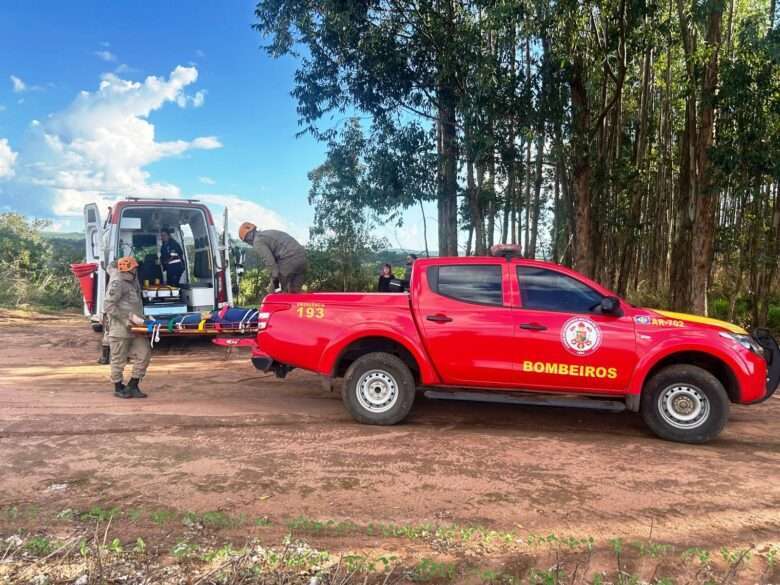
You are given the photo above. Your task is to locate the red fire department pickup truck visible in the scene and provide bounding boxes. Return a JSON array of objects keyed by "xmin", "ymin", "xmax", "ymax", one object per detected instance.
[{"xmin": 250, "ymin": 254, "xmax": 779, "ymax": 443}]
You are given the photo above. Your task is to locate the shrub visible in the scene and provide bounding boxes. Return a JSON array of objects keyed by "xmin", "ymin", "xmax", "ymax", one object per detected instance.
[{"xmin": 0, "ymin": 213, "xmax": 82, "ymax": 309}]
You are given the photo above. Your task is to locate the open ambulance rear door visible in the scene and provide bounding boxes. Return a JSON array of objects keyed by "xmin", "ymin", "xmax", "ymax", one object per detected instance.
[
  {"xmin": 220, "ymin": 206, "xmax": 234, "ymax": 307},
  {"xmin": 83, "ymin": 203, "xmax": 105, "ymax": 320}
]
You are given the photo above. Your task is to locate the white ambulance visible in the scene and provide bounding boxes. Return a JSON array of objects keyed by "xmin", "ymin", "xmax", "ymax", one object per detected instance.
[{"xmin": 81, "ymin": 197, "xmax": 234, "ymax": 331}]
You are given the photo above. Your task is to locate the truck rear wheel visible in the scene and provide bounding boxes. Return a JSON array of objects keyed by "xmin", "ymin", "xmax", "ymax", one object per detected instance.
[
  {"xmin": 342, "ymin": 352, "xmax": 416, "ymax": 425},
  {"xmin": 641, "ymin": 364, "xmax": 729, "ymax": 444}
]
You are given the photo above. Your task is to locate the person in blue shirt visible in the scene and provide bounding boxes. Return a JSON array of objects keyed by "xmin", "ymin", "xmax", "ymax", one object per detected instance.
[{"xmin": 160, "ymin": 228, "xmax": 185, "ymax": 285}]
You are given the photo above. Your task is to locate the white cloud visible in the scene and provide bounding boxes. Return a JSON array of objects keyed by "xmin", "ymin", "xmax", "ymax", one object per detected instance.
[
  {"xmin": 94, "ymin": 50, "xmax": 117, "ymax": 62},
  {"xmin": 10, "ymin": 75, "xmax": 43, "ymax": 93},
  {"xmin": 0, "ymin": 66, "xmax": 303, "ymax": 242},
  {"xmin": 191, "ymin": 90, "xmax": 206, "ymax": 108},
  {"xmin": 2, "ymin": 65, "xmax": 222, "ymax": 218},
  {"xmin": 0, "ymin": 139, "xmax": 17, "ymax": 179},
  {"xmin": 114, "ymin": 64, "xmax": 137, "ymax": 74},
  {"xmin": 176, "ymin": 89, "xmax": 207, "ymax": 109},
  {"xmin": 191, "ymin": 136, "xmax": 220, "ymax": 149},
  {"xmin": 196, "ymin": 194, "xmax": 306, "ymax": 242},
  {"xmin": 10, "ymin": 75, "xmax": 26, "ymax": 93}
]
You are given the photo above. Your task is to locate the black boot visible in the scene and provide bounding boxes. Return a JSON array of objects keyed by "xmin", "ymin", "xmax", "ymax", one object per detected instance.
[
  {"xmin": 114, "ymin": 381, "xmax": 131, "ymax": 399},
  {"xmin": 126, "ymin": 378, "xmax": 147, "ymax": 398},
  {"xmin": 97, "ymin": 346, "xmax": 110, "ymax": 365}
]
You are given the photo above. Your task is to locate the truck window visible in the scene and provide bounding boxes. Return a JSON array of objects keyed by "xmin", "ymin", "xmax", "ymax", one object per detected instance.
[
  {"xmin": 517, "ymin": 266, "xmax": 603, "ymax": 313},
  {"xmin": 428, "ymin": 265, "xmax": 503, "ymax": 306}
]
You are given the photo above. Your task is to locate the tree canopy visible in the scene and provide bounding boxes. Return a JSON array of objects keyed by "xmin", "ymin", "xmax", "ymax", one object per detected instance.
[{"xmin": 254, "ymin": 0, "xmax": 780, "ymax": 327}]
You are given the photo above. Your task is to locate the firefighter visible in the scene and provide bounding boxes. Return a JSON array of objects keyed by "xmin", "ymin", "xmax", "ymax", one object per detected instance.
[
  {"xmin": 104, "ymin": 256, "xmax": 151, "ymax": 399},
  {"xmin": 160, "ymin": 228, "xmax": 185, "ymax": 285},
  {"xmin": 238, "ymin": 222, "xmax": 308, "ymax": 293}
]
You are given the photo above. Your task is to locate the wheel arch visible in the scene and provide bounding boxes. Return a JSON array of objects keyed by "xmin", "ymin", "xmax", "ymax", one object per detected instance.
[
  {"xmin": 639, "ymin": 351, "xmax": 739, "ymax": 404},
  {"xmin": 330, "ymin": 336, "xmax": 423, "ymax": 384}
]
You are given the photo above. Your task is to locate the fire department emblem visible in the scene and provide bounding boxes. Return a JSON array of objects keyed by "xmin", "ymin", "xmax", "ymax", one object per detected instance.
[{"xmin": 561, "ymin": 317, "xmax": 602, "ymax": 356}]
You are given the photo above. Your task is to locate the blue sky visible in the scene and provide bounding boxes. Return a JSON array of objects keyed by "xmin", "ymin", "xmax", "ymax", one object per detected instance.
[{"xmin": 0, "ymin": 1, "xmax": 436, "ymax": 248}]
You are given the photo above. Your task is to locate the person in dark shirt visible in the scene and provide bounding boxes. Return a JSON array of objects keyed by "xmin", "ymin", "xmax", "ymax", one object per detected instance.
[
  {"xmin": 378, "ymin": 263, "xmax": 394, "ymax": 292},
  {"xmin": 160, "ymin": 228, "xmax": 185, "ymax": 285}
]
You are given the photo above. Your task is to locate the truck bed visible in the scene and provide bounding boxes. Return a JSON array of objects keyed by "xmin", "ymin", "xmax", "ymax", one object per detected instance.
[{"xmin": 257, "ymin": 292, "xmax": 435, "ymax": 381}]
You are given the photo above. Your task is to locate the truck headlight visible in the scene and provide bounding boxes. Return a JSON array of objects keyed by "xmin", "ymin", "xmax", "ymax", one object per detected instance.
[{"xmin": 719, "ymin": 332, "xmax": 765, "ymax": 357}]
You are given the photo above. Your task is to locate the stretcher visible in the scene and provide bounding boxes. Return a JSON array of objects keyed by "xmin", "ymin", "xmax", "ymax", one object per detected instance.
[{"xmin": 130, "ymin": 306, "xmax": 260, "ymax": 346}]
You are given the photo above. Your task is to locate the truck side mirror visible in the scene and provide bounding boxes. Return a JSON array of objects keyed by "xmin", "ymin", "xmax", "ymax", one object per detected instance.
[{"xmin": 600, "ymin": 296, "xmax": 623, "ymax": 317}]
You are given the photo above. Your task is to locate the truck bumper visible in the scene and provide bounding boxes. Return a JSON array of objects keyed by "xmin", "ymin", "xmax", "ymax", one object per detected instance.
[{"xmin": 753, "ymin": 329, "xmax": 780, "ymax": 402}]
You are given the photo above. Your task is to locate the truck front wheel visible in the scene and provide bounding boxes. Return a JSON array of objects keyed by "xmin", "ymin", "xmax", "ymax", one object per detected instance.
[
  {"xmin": 641, "ymin": 364, "xmax": 729, "ymax": 444},
  {"xmin": 342, "ymin": 352, "xmax": 416, "ymax": 425}
]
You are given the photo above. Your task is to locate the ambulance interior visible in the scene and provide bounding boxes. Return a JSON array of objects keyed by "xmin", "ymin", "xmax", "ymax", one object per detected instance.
[{"xmin": 116, "ymin": 206, "xmax": 220, "ymax": 315}]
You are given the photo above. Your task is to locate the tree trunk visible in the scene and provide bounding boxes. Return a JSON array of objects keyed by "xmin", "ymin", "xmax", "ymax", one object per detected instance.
[
  {"xmin": 670, "ymin": 98, "xmax": 697, "ymax": 311},
  {"xmin": 691, "ymin": 0, "xmax": 723, "ymax": 315},
  {"xmin": 437, "ymin": 82, "xmax": 459, "ymax": 256},
  {"xmin": 466, "ymin": 140, "xmax": 485, "ymax": 255},
  {"xmin": 671, "ymin": 0, "xmax": 698, "ymax": 311},
  {"xmin": 569, "ymin": 56, "xmax": 594, "ymax": 277},
  {"xmin": 436, "ymin": 0, "xmax": 459, "ymax": 257}
]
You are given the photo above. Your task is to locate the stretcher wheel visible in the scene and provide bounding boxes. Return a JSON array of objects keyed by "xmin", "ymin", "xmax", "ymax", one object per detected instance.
[{"xmin": 91, "ymin": 323, "xmax": 103, "ymax": 333}]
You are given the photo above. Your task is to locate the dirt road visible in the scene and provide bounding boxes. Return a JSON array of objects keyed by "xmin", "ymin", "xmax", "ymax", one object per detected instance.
[{"xmin": 1, "ymin": 310, "xmax": 779, "ymax": 558}]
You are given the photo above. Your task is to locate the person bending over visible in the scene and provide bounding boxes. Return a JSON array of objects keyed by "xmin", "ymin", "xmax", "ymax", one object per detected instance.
[{"xmin": 238, "ymin": 222, "xmax": 308, "ymax": 293}]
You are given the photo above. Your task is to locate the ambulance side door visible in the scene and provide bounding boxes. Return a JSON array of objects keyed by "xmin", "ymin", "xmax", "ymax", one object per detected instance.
[
  {"xmin": 512, "ymin": 265, "xmax": 637, "ymax": 393},
  {"xmin": 221, "ymin": 206, "xmax": 234, "ymax": 306},
  {"xmin": 83, "ymin": 203, "xmax": 105, "ymax": 316}
]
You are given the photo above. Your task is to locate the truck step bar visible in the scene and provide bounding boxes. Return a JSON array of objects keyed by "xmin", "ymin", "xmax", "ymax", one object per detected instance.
[{"xmin": 423, "ymin": 390, "xmax": 627, "ymax": 413}]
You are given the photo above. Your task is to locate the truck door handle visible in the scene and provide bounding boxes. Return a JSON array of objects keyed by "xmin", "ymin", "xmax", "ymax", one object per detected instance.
[
  {"xmin": 519, "ymin": 322, "xmax": 547, "ymax": 331},
  {"xmin": 426, "ymin": 314, "xmax": 453, "ymax": 323}
]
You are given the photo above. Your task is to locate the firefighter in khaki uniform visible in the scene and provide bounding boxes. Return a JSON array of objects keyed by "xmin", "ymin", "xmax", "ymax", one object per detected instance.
[
  {"xmin": 104, "ymin": 256, "xmax": 151, "ymax": 399},
  {"xmin": 238, "ymin": 222, "xmax": 308, "ymax": 293}
]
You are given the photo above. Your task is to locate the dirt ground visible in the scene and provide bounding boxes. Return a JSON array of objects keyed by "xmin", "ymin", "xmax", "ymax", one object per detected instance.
[{"xmin": 1, "ymin": 309, "xmax": 779, "ymax": 580}]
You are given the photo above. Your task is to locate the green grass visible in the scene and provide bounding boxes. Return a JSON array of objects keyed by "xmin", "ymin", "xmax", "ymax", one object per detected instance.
[
  {"xmin": 410, "ymin": 558, "xmax": 458, "ymax": 582},
  {"xmin": 24, "ymin": 536, "xmax": 54, "ymax": 556},
  {"xmin": 149, "ymin": 509, "xmax": 177, "ymax": 526},
  {"xmin": 2, "ymin": 527, "xmax": 775, "ymax": 585},
  {"xmin": 79, "ymin": 505, "xmax": 119, "ymax": 523}
]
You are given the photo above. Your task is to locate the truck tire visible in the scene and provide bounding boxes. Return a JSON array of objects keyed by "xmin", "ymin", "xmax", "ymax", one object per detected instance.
[
  {"xmin": 342, "ymin": 352, "xmax": 416, "ymax": 425},
  {"xmin": 641, "ymin": 364, "xmax": 729, "ymax": 444}
]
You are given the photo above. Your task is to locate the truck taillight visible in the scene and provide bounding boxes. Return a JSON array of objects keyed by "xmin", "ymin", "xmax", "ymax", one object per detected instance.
[
  {"xmin": 256, "ymin": 303, "xmax": 289, "ymax": 331},
  {"xmin": 257, "ymin": 312, "xmax": 271, "ymax": 330}
]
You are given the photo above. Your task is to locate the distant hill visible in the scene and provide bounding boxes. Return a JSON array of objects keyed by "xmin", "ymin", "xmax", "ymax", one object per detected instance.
[{"xmin": 43, "ymin": 232, "xmax": 84, "ymax": 241}]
